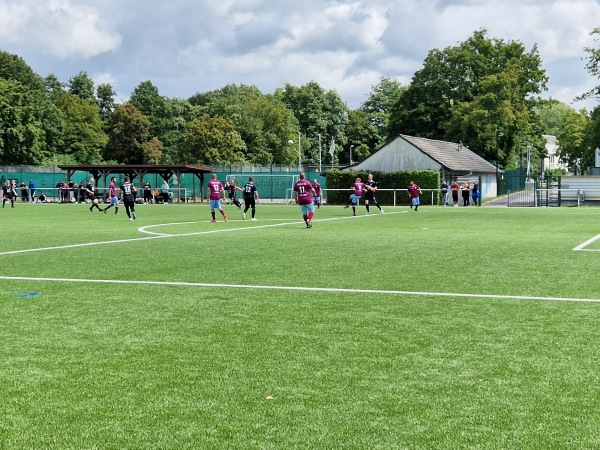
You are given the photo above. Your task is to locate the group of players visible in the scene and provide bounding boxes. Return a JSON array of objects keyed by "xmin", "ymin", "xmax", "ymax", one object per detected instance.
[
  {"xmin": 207, "ymin": 173, "xmax": 321, "ymax": 228},
  {"xmin": 86, "ymin": 176, "xmax": 138, "ymax": 221},
  {"xmin": 345, "ymin": 174, "xmax": 385, "ymax": 216},
  {"xmin": 207, "ymin": 172, "xmax": 389, "ymax": 229}
]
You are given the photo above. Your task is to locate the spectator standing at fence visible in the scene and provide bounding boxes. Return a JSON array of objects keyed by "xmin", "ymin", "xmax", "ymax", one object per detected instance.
[
  {"xmin": 240, "ymin": 177, "xmax": 259, "ymax": 220},
  {"xmin": 19, "ymin": 181, "xmax": 28, "ymax": 203},
  {"xmin": 312, "ymin": 179, "xmax": 322, "ymax": 208},
  {"xmin": 55, "ymin": 180, "xmax": 64, "ymax": 203},
  {"xmin": 408, "ymin": 181, "xmax": 422, "ymax": 211},
  {"xmin": 121, "ymin": 176, "xmax": 137, "ymax": 221},
  {"xmin": 461, "ymin": 182, "xmax": 471, "ymax": 207},
  {"xmin": 451, "ymin": 181, "xmax": 460, "ymax": 207},
  {"xmin": 28, "ymin": 180, "xmax": 36, "ymax": 203},
  {"xmin": 207, "ymin": 174, "xmax": 227, "ymax": 223},
  {"xmin": 68, "ymin": 180, "xmax": 75, "ymax": 202},
  {"xmin": 441, "ymin": 180, "xmax": 449, "ymax": 206},
  {"xmin": 225, "ymin": 180, "xmax": 242, "ymax": 209},
  {"xmin": 2, "ymin": 180, "xmax": 16, "ymax": 208},
  {"xmin": 143, "ymin": 181, "xmax": 153, "ymax": 204},
  {"xmin": 471, "ymin": 181, "xmax": 480, "ymax": 206},
  {"xmin": 345, "ymin": 177, "xmax": 365, "ymax": 216},
  {"xmin": 294, "ymin": 173, "xmax": 316, "ymax": 228},
  {"xmin": 103, "ymin": 177, "xmax": 120, "ymax": 215},
  {"xmin": 160, "ymin": 180, "xmax": 170, "ymax": 204},
  {"xmin": 364, "ymin": 173, "xmax": 383, "ymax": 214},
  {"xmin": 79, "ymin": 182, "xmax": 87, "ymax": 203}
]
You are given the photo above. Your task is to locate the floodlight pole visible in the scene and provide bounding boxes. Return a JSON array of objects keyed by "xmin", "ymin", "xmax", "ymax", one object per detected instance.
[
  {"xmin": 318, "ymin": 134, "xmax": 322, "ymax": 173},
  {"xmin": 298, "ymin": 131, "xmax": 302, "ymax": 172}
]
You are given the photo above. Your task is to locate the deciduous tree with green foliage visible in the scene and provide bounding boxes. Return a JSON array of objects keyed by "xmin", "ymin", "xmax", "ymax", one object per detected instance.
[
  {"xmin": 105, "ymin": 103, "xmax": 149, "ymax": 164},
  {"xmin": 388, "ymin": 29, "xmax": 547, "ymax": 167},
  {"xmin": 0, "ymin": 79, "xmax": 49, "ymax": 164},
  {"xmin": 189, "ymin": 84, "xmax": 297, "ymax": 165},
  {"xmin": 362, "ymin": 76, "xmax": 406, "ymax": 145},
  {"xmin": 179, "ymin": 114, "xmax": 246, "ymax": 165},
  {"xmin": 556, "ymin": 107, "xmax": 592, "ymax": 174},
  {"xmin": 0, "ymin": 51, "xmax": 62, "ymax": 164},
  {"xmin": 53, "ymin": 92, "xmax": 107, "ymax": 163},
  {"xmin": 68, "ymin": 71, "xmax": 96, "ymax": 103},
  {"xmin": 278, "ymin": 81, "xmax": 348, "ymax": 165}
]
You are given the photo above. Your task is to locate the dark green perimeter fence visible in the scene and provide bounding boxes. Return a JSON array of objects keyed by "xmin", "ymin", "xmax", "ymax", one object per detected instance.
[{"xmin": 0, "ymin": 166, "xmax": 328, "ymax": 203}]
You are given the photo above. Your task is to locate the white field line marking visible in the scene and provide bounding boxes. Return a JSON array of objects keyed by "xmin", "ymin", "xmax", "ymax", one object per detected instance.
[
  {"xmin": 136, "ymin": 211, "xmax": 406, "ymax": 236},
  {"xmin": 1, "ymin": 275, "xmax": 599, "ymax": 303},
  {"xmin": 573, "ymin": 233, "xmax": 600, "ymax": 251},
  {"xmin": 0, "ymin": 212, "xmax": 405, "ymax": 256}
]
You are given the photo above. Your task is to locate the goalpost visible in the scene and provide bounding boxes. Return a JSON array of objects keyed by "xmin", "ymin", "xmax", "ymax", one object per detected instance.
[{"xmin": 226, "ymin": 174, "xmax": 299, "ymax": 203}]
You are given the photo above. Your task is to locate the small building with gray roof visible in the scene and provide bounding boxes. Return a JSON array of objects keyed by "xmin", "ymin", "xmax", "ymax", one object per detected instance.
[{"xmin": 349, "ymin": 134, "xmax": 501, "ymax": 198}]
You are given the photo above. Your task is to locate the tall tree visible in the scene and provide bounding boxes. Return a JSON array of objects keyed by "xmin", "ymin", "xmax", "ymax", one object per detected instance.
[
  {"xmin": 445, "ymin": 65, "xmax": 542, "ymax": 168},
  {"xmin": 105, "ymin": 103, "xmax": 149, "ymax": 164},
  {"xmin": 0, "ymin": 78, "xmax": 49, "ymax": 164},
  {"xmin": 130, "ymin": 81, "xmax": 172, "ymax": 139},
  {"xmin": 44, "ymin": 73, "xmax": 66, "ymax": 101},
  {"xmin": 344, "ymin": 109, "xmax": 380, "ymax": 164},
  {"xmin": 361, "ymin": 76, "xmax": 406, "ymax": 146},
  {"xmin": 179, "ymin": 114, "xmax": 246, "ymax": 165},
  {"xmin": 388, "ymin": 29, "xmax": 548, "ymax": 158},
  {"xmin": 189, "ymin": 84, "xmax": 298, "ymax": 164},
  {"xmin": 68, "ymin": 71, "xmax": 96, "ymax": 103},
  {"xmin": 53, "ymin": 92, "xmax": 107, "ymax": 163},
  {"xmin": 96, "ymin": 83, "xmax": 116, "ymax": 121},
  {"xmin": 278, "ymin": 81, "xmax": 348, "ymax": 165},
  {"xmin": 578, "ymin": 27, "xmax": 600, "ymax": 101},
  {"xmin": 557, "ymin": 107, "xmax": 592, "ymax": 174},
  {"xmin": 0, "ymin": 50, "xmax": 62, "ymax": 163}
]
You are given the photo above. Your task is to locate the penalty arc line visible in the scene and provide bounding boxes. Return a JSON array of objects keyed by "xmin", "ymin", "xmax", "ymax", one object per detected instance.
[{"xmin": 0, "ymin": 276, "xmax": 599, "ymax": 304}]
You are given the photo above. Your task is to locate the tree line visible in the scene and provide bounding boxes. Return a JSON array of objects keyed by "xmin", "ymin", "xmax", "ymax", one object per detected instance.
[{"xmin": 1, "ymin": 28, "xmax": 600, "ymax": 173}]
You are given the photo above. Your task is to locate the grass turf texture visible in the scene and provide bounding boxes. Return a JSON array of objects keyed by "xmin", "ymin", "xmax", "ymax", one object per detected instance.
[{"xmin": 1, "ymin": 202, "xmax": 600, "ymax": 448}]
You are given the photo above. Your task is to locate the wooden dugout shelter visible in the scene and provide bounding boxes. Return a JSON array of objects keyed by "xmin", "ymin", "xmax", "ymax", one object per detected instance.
[{"xmin": 57, "ymin": 164, "xmax": 215, "ymax": 201}]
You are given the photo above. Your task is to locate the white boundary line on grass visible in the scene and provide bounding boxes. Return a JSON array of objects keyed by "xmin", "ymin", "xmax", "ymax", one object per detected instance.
[
  {"xmin": 1, "ymin": 275, "xmax": 599, "ymax": 303},
  {"xmin": 573, "ymin": 233, "xmax": 600, "ymax": 252},
  {"xmin": 0, "ymin": 211, "xmax": 406, "ymax": 255}
]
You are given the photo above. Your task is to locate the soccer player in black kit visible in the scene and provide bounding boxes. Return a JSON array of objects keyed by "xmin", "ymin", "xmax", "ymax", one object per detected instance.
[
  {"xmin": 120, "ymin": 176, "xmax": 137, "ymax": 221},
  {"xmin": 363, "ymin": 173, "xmax": 384, "ymax": 214},
  {"xmin": 224, "ymin": 180, "xmax": 242, "ymax": 209},
  {"xmin": 241, "ymin": 177, "xmax": 259, "ymax": 220},
  {"xmin": 2, "ymin": 180, "xmax": 16, "ymax": 208}
]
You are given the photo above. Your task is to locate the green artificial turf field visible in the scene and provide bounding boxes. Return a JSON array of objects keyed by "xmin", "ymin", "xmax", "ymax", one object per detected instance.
[{"xmin": 1, "ymin": 201, "xmax": 599, "ymax": 449}]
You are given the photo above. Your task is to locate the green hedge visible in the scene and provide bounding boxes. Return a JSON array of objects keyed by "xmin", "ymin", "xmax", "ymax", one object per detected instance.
[{"xmin": 324, "ymin": 169, "xmax": 440, "ymax": 205}]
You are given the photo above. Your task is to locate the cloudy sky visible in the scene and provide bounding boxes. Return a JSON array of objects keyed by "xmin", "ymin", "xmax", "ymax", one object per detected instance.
[{"xmin": 1, "ymin": 0, "xmax": 599, "ymax": 110}]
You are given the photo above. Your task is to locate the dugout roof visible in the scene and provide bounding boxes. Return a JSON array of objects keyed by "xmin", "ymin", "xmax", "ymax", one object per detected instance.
[{"xmin": 57, "ymin": 164, "xmax": 215, "ymax": 196}]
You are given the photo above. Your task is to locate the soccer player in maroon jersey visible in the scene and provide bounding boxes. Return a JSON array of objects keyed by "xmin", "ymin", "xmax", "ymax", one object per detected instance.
[
  {"xmin": 207, "ymin": 174, "xmax": 228, "ymax": 222},
  {"xmin": 345, "ymin": 177, "xmax": 365, "ymax": 216},
  {"xmin": 407, "ymin": 181, "xmax": 422, "ymax": 211},
  {"xmin": 103, "ymin": 177, "xmax": 119, "ymax": 215},
  {"xmin": 312, "ymin": 179, "xmax": 322, "ymax": 208},
  {"xmin": 293, "ymin": 173, "xmax": 316, "ymax": 228}
]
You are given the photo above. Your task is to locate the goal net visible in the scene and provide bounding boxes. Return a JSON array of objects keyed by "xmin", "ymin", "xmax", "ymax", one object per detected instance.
[{"xmin": 226, "ymin": 174, "xmax": 299, "ymax": 203}]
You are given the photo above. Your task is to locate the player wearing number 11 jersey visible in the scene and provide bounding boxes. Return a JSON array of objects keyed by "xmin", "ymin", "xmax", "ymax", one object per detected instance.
[{"xmin": 293, "ymin": 172, "xmax": 316, "ymax": 228}]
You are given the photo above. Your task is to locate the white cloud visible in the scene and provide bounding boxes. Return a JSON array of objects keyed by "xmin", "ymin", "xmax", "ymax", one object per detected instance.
[
  {"xmin": 1, "ymin": 0, "xmax": 600, "ymax": 111},
  {"xmin": 0, "ymin": 0, "xmax": 121, "ymax": 58}
]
